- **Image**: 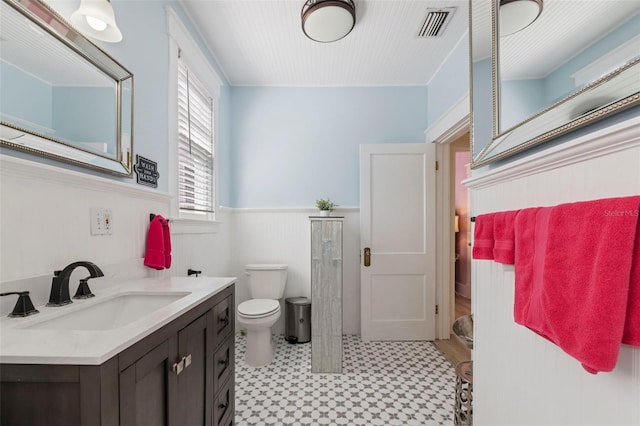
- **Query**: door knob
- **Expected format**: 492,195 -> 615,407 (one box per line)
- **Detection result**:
364,247 -> 371,267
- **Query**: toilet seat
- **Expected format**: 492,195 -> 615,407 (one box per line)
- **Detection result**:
238,299 -> 280,318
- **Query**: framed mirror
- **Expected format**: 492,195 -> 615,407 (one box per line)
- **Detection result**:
0,0 -> 134,176
472,0 -> 640,167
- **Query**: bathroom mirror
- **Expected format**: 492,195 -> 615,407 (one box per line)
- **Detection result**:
472,0 -> 640,167
0,0 -> 134,176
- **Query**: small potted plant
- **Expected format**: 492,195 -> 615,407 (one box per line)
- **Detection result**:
315,198 -> 337,216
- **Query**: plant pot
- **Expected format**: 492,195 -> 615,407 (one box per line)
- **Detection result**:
319,210 -> 330,217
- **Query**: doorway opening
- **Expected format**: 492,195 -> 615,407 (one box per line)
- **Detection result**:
433,130 -> 472,366
451,136 -> 471,319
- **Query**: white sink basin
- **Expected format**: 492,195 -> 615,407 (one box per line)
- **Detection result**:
26,292 -> 190,331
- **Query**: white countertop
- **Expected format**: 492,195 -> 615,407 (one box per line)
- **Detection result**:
0,276 -> 235,365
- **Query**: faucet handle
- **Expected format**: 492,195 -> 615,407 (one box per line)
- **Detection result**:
73,277 -> 95,300
0,291 -> 40,317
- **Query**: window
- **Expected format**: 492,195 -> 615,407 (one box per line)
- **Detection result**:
167,7 -> 222,230
177,56 -> 214,215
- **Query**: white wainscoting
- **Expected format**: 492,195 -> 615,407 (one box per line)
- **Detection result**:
466,118 -> 640,425
231,208 -> 361,335
0,155 -> 232,314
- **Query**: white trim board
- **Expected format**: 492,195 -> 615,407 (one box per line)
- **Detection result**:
425,93 -> 470,144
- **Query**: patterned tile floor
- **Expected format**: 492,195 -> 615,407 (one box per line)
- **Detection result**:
235,334 -> 457,425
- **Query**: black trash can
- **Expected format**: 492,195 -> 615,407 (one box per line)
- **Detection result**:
285,297 -> 311,343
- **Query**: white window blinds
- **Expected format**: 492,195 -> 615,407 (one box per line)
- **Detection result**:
177,58 -> 215,213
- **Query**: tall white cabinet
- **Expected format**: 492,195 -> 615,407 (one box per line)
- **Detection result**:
310,216 -> 343,373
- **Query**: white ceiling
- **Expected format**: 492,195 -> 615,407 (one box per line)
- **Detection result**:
183,0 -> 640,87
180,0 -> 469,87
30,0 -> 640,88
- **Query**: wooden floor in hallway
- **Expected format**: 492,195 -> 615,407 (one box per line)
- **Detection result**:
434,294 -> 472,367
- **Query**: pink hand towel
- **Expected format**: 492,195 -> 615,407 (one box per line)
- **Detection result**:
514,196 -> 640,374
144,215 -> 167,270
472,213 -> 496,260
493,209 -> 519,264
163,218 -> 172,269
622,207 -> 640,346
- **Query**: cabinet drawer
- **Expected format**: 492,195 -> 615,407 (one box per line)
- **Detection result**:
213,377 -> 234,426
213,296 -> 232,342
213,335 -> 234,396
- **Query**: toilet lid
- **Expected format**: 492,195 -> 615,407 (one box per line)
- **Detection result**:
238,299 -> 280,318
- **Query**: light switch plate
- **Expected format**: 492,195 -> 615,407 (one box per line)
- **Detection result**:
90,208 -> 112,235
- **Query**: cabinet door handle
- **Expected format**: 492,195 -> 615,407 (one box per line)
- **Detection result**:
218,357 -> 229,367
172,359 -> 184,375
364,247 -> 371,267
219,315 -> 229,326
172,354 -> 192,375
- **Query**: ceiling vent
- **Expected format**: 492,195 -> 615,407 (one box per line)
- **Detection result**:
418,7 -> 456,38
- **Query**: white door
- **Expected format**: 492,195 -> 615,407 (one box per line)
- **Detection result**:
360,143 -> 436,341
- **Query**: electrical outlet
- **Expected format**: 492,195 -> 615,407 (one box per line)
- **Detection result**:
91,208 -> 112,235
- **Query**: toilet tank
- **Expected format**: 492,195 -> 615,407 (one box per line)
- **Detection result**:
245,264 -> 288,299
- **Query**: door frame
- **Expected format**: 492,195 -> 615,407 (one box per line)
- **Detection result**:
424,93 -> 470,340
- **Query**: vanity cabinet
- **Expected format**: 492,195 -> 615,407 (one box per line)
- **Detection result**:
0,284 -> 235,426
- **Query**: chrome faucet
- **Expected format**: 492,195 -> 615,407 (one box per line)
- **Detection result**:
47,261 -> 104,307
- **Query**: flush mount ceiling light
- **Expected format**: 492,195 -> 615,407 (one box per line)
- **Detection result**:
71,0 -> 122,42
301,0 -> 356,43
499,0 -> 543,36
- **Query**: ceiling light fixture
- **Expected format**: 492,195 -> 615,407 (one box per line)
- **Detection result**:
499,0 -> 543,36
301,0 -> 356,43
71,0 -> 122,43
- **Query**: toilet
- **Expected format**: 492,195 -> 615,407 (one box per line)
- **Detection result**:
237,264 -> 288,366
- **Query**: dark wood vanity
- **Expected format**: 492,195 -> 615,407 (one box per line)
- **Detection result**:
0,284 -> 235,426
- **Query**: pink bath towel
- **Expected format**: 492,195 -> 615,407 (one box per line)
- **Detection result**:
514,196 -> 640,374
493,209 -> 519,264
472,213 -> 496,260
513,207 -> 545,327
144,215 -> 168,270
163,218 -> 172,269
623,208 -> 640,346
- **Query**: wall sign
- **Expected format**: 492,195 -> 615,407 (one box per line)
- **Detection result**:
134,155 -> 159,188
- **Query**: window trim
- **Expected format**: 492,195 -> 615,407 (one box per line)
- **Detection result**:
166,7 -> 222,232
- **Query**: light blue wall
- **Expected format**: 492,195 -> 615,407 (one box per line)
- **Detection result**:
427,35 -> 470,124
229,86 -> 428,208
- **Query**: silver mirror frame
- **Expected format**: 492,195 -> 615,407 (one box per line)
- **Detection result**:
471,0 -> 640,168
0,0 -> 134,177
